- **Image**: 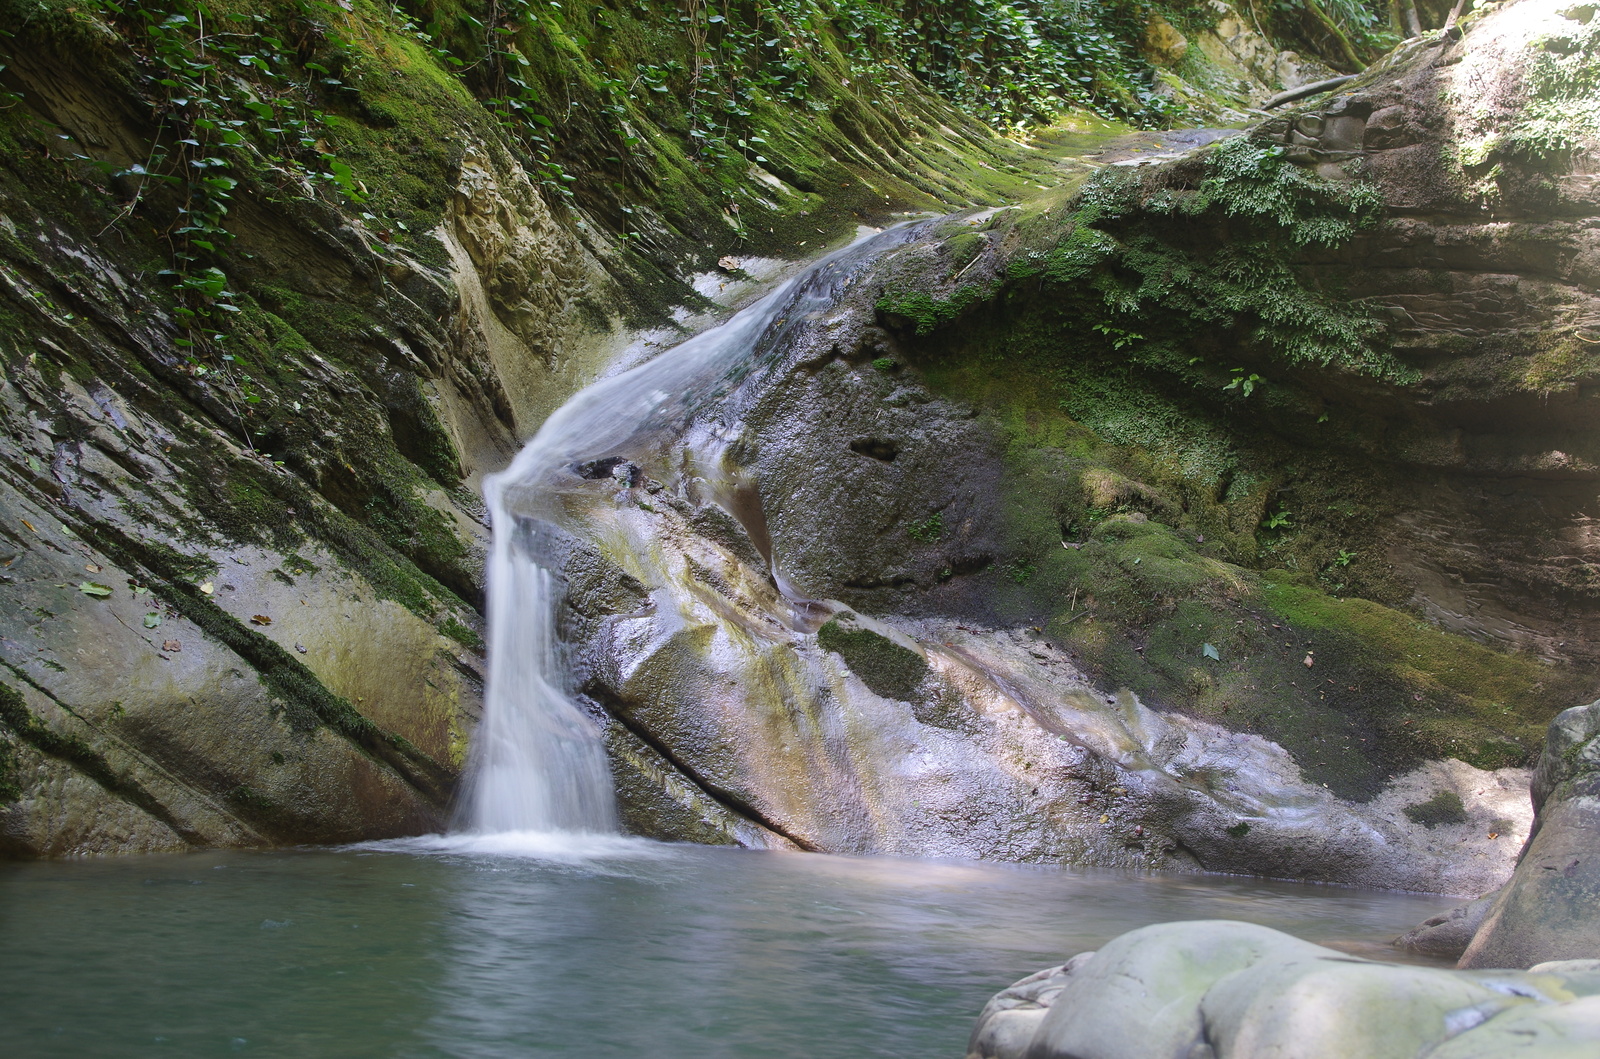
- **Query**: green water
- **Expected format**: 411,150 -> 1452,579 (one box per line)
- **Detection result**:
0,835 -> 1457,1058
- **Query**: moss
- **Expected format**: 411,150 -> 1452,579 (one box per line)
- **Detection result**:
440,615 -> 484,651
0,675 -> 203,839
1521,331 -> 1600,397
877,282 -> 994,335
1495,15 -> 1600,162
0,732 -> 19,803
818,614 -> 928,701
907,512 -> 944,543
908,328 -> 1584,796
1404,790 -> 1468,828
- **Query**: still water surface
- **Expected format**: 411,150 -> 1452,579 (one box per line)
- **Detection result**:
0,836 -> 1458,1058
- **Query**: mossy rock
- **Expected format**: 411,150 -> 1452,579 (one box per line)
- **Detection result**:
817,613 -> 928,701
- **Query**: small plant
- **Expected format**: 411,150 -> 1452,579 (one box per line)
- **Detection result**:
1093,322 -> 1143,350
1224,370 -> 1264,397
871,356 -> 895,371
1333,549 -> 1356,567
1261,505 -> 1294,531
908,512 -> 944,542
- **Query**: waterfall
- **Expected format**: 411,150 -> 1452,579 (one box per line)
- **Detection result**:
461,224 -> 920,835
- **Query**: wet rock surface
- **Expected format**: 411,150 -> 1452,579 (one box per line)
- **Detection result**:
969,921 -> 1600,1059
1459,697 -> 1600,968
519,3 -> 1600,892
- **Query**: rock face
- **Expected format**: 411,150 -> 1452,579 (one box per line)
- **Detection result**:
968,920 -> 1600,1059
1459,698 -> 1600,968
548,240 -> 1532,889
539,0 -> 1598,895
0,14 -> 633,854
0,0 -> 1073,857
3,0 -> 1596,882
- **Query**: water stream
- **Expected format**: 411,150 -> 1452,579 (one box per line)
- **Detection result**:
465,226 -> 918,835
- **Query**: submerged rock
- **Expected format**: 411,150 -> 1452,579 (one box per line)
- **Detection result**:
969,921 -> 1600,1059
1393,890 -> 1499,961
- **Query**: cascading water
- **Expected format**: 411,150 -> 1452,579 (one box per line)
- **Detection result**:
462,225 -> 919,835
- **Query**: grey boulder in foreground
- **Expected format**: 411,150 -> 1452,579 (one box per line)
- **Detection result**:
968,921 -> 1600,1059
1459,699 -> 1600,969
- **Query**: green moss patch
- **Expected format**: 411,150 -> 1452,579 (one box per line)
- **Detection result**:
1404,790 -> 1468,828
818,614 -> 928,701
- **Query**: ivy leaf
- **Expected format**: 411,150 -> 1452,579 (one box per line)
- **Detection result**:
143,613 -> 162,629
79,582 -> 113,598
1202,643 -> 1221,661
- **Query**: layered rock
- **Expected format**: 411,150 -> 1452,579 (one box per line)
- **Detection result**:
0,0 -> 1077,856
541,0 -> 1598,895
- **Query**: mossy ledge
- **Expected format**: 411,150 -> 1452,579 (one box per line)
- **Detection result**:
818,614 -> 929,702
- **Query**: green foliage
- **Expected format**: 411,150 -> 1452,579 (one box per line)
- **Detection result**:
1257,0 -> 1398,71
1188,137 -> 1385,247
831,0 -> 1171,127
1224,369 -> 1263,397
1501,15 -> 1600,161
907,511 -> 945,542
1013,138 -> 1410,381
31,1 -> 376,403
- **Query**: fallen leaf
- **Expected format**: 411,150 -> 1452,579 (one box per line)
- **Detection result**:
21,518 -> 36,533
162,640 -> 181,652
84,563 -> 101,573
1098,814 -> 1110,824
199,582 -> 214,595
1488,831 -> 1500,840
250,614 -> 272,626
716,255 -> 739,271
1202,643 -> 1221,661
143,613 -> 161,629
78,581 -> 112,598
1303,653 -> 1315,668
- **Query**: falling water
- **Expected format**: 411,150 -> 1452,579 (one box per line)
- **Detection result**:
463,224 -> 921,835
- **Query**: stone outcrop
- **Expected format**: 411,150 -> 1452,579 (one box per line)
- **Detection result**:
1459,697 -> 1600,967
550,237 -> 1532,889
542,0 -> 1598,896
4,0 -> 1597,882
968,920 -> 1600,1059
0,0 -> 1073,856
1393,889 -> 1500,959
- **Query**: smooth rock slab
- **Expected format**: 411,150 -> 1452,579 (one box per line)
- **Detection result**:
968,921 -> 1600,1059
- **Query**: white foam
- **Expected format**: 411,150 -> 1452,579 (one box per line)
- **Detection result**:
352,830 -> 673,864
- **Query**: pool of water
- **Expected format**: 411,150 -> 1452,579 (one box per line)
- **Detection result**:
0,835 -> 1459,1058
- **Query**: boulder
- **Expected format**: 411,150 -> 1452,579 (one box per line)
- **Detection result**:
1392,889 -> 1498,960
969,921 -> 1600,1059
1459,699 -> 1600,969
